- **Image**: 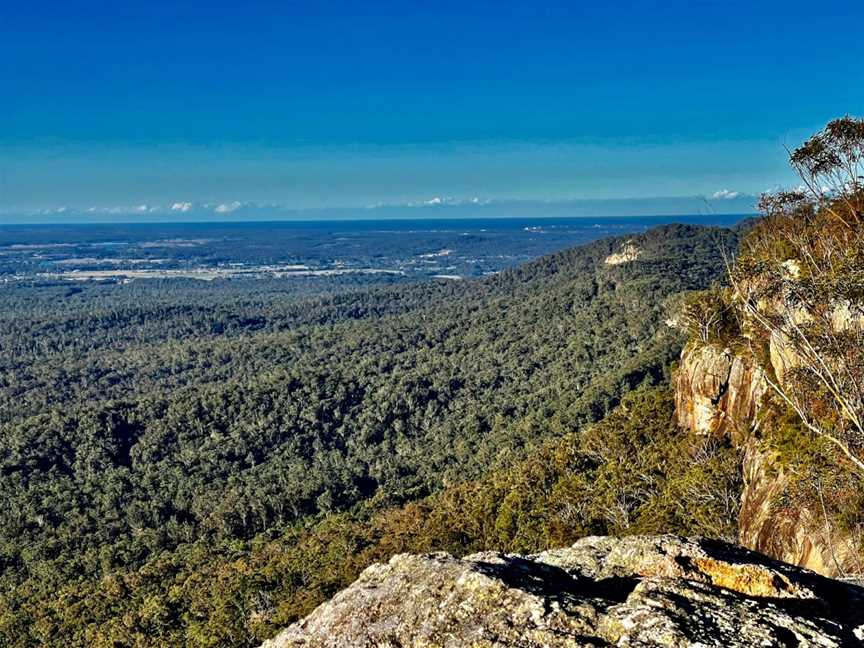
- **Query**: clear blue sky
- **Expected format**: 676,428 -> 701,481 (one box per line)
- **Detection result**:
1,0 -> 862,219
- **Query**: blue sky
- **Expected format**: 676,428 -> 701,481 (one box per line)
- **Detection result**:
1,0 -> 862,220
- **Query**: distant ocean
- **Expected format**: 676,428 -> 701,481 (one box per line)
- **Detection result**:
0,214 -> 753,280
0,213 -> 749,237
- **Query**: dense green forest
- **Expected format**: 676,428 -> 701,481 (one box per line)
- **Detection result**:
0,224 -> 739,646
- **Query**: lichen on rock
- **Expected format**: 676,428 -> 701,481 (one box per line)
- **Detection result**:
261,535 -> 864,647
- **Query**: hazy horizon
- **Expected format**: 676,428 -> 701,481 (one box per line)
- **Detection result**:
3,1 -> 861,220
0,194 -> 757,225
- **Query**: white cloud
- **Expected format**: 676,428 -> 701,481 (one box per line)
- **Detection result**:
420,196 -> 484,206
214,201 -> 243,213
366,196 -> 493,209
34,206 -> 70,215
171,201 -> 194,212
711,189 -> 741,200
75,204 -> 163,214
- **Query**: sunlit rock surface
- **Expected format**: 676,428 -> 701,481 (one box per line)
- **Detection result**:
674,344 -> 767,443
674,341 -> 863,576
604,242 -> 641,266
261,535 -> 864,647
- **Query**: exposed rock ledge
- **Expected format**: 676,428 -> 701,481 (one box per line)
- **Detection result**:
604,242 -> 640,265
261,535 -> 864,647
674,343 -> 860,576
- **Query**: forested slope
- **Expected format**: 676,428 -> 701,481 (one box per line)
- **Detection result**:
0,223 -> 736,646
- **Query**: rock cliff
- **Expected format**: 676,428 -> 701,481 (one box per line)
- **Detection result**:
674,280 -> 861,576
674,342 -> 861,576
604,241 -> 641,266
261,535 -> 864,647
673,344 -> 766,445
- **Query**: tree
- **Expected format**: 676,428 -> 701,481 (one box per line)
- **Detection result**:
789,115 -> 864,226
732,115 -> 864,473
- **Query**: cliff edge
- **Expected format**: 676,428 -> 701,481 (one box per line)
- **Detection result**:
675,342 -> 862,576
261,534 -> 864,647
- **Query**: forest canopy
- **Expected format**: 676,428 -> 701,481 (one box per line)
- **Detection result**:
0,223 -> 738,646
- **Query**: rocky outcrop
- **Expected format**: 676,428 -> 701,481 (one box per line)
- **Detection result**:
673,344 -> 766,445
262,535 -> 864,647
604,242 -> 640,266
738,439 -> 860,576
674,343 -> 860,576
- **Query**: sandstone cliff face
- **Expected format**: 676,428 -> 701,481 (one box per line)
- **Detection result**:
604,242 -> 640,266
737,437 -> 861,576
262,535 -> 864,648
674,343 -> 860,576
673,344 -> 766,445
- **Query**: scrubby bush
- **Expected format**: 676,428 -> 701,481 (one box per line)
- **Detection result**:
730,115 -> 864,475
679,288 -> 740,345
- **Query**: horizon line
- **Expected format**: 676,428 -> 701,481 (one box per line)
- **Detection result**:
0,212 -> 757,227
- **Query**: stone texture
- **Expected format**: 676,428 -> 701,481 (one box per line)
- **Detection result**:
738,439 -> 861,577
830,299 -> 864,333
674,342 -> 859,577
261,535 -> 864,648
768,328 -> 800,385
673,344 -> 766,444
